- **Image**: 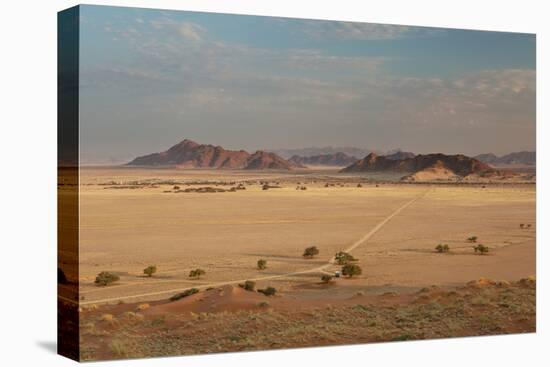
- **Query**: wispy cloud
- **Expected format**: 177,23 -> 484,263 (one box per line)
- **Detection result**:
297,20 -> 443,41
79,9 -> 535,158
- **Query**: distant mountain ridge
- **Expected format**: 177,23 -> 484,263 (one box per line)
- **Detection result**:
474,151 -> 535,166
127,139 -> 302,170
384,151 -> 416,160
270,146 -> 376,160
288,152 -> 358,167
341,152 -> 514,181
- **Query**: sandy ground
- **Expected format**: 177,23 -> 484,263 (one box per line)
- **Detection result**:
77,278 -> 536,361
76,167 -> 535,304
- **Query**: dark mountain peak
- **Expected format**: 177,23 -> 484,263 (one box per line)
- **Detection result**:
128,139 -> 296,170
340,152 -> 509,181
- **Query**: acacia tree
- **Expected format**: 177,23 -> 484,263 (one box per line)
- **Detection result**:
239,280 -> 256,291
303,246 -> 320,258
435,244 -> 450,253
342,264 -> 362,278
143,265 -> 157,277
257,259 -> 267,270
321,275 -> 333,283
189,269 -> 206,279
95,271 -> 120,286
473,244 -> 489,255
258,286 -> 277,296
334,251 -> 357,265
467,236 -> 478,243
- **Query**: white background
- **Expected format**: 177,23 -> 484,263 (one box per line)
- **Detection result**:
0,0 -> 547,366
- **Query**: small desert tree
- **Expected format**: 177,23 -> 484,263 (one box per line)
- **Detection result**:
258,286 -> 277,296
257,259 -> 267,270
303,246 -> 320,258
473,244 -> 489,255
467,236 -> 478,243
334,251 -> 357,265
189,268 -> 206,279
143,265 -> 157,277
95,271 -> 120,286
170,288 -> 199,301
321,275 -> 333,283
342,264 -> 362,278
238,280 -> 256,291
520,224 -> 525,229
435,244 -> 450,253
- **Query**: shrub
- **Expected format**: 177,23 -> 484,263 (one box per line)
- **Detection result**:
357,183 -> 362,187
170,288 -> 199,301
467,236 -> 478,243
334,251 -> 357,265
173,185 -> 180,190
435,244 -> 450,253
94,271 -> 120,286
189,269 -> 206,279
342,264 -> 362,278
473,244 -> 489,255
258,286 -> 277,296
143,265 -> 157,277
100,314 -> 114,322
238,280 -> 256,291
136,303 -> 150,311
527,224 -> 532,229
520,223 -> 525,229
257,259 -> 267,270
258,301 -> 270,308
303,246 -> 320,258
321,275 -> 333,283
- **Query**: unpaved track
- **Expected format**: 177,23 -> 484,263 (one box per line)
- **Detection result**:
73,190 -> 429,306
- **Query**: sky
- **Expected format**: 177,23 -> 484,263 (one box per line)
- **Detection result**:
78,5 -> 536,163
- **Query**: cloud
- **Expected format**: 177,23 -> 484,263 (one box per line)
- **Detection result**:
80,13 -> 534,157
297,20 -> 443,41
177,22 -> 204,42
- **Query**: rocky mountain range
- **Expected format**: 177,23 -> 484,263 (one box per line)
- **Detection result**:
340,152 -> 515,181
288,152 -> 358,167
127,139 -> 302,170
474,151 -> 535,166
270,146 -> 375,160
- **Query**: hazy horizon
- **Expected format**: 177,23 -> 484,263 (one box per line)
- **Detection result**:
79,5 -> 536,163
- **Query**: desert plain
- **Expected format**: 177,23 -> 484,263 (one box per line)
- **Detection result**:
61,166 -> 536,360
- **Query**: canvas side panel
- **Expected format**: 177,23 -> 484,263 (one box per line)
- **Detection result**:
57,5 -> 80,362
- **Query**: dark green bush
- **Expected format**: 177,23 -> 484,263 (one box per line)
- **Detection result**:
238,280 -> 256,291
334,251 -> 357,265
435,244 -> 450,253
303,246 -> 319,258
189,269 -> 206,279
143,265 -> 157,277
170,288 -> 199,301
341,264 -> 362,278
258,286 -> 277,296
257,259 -> 267,270
94,271 -> 120,286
